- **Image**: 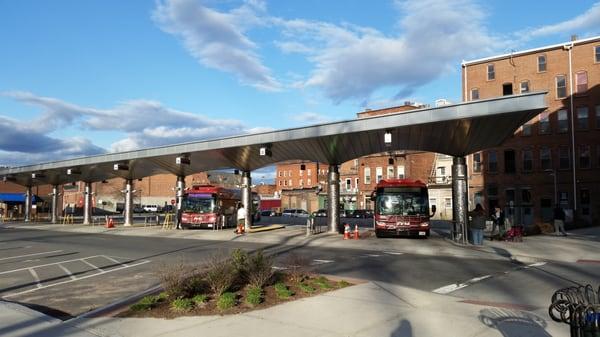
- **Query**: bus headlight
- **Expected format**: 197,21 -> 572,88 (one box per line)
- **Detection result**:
420,222 -> 429,227
376,221 -> 386,227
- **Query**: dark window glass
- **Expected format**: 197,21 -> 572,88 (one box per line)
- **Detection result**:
559,147 -> 570,169
539,112 -> 550,134
538,55 -> 546,72
520,81 -> 530,93
579,145 -> 590,169
488,151 -> 497,172
557,109 -> 569,133
556,75 -> 567,98
522,123 -> 532,136
503,83 -> 513,96
487,64 -> 495,80
473,153 -> 482,172
521,189 -> 532,204
487,185 -> 498,197
577,107 -> 588,130
504,149 -> 516,173
522,149 -> 533,172
471,88 -> 479,100
540,147 -> 552,170
576,71 -> 588,94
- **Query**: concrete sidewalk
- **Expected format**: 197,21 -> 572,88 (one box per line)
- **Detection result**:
1,281 -> 567,337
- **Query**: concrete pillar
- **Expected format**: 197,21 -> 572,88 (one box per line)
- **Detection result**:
51,185 -> 59,224
176,176 -> 185,211
24,186 -> 32,222
83,182 -> 92,225
124,179 -> 133,227
241,170 -> 252,232
452,156 -> 468,244
327,164 -> 340,233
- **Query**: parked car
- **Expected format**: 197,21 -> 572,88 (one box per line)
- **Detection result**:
282,209 -> 295,217
312,209 -> 327,217
260,210 -> 276,217
351,209 -> 373,218
282,209 -> 309,217
143,205 -> 159,213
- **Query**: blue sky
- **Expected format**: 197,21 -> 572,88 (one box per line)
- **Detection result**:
1,0 -> 599,181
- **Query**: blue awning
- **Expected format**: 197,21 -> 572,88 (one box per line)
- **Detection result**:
0,193 -> 44,203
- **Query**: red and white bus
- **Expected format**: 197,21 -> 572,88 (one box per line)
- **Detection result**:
180,185 -> 260,229
372,179 -> 436,238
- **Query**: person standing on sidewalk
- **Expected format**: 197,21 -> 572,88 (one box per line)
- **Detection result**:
236,203 -> 246,235
468,203 -> 486,245
553,204 -> 567,236
490,205 -> 505,238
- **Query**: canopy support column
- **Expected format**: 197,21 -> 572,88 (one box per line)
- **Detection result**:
51,185 -> 59,224
452,156 -> 468,244
241,171 -> 252,232
24,186 -> 32,222
327,165 -> 340,233
124,179 -> 133,227
176,176 -> 185,229
83,182 -> 92,225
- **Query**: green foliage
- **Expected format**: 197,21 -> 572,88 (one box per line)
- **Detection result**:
298,282 -> 316,293
157,263 -> 205,299
129,294 -> 163,312
246,250 -> 274,288
170,298 -> 194,312
313,276 -> 333,290
274,282 -> 294,299
192,294 -> 208,305
231,249 -> 249,273
245,286 -> 263,306
337,280 -> 351,288
217,292 -> 236,310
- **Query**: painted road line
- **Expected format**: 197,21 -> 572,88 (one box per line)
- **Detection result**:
271,266 -> 287,270
81,259 -> 105,272
363,254 -> 382,258
0,255 -> 105,275
433,274 -> 492,294
58,263 -> 77,281
527,262 -> 547,268
28,268 -> 43,288
383,251 -> 405,255
103,255 -> 129,267
312,259 -> 334,265
4,260 -> 151,298
0,250 -> 63,261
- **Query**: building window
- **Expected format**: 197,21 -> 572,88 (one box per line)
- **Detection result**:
487,64 -> 495,80
471,88 -> 479,100
504,149 -> 516,174
505,189 -> 515,205
538,55 -> 546,72
284,180 -> 287,186
355,178 -> 359,189
364,167 -> 371,184
581,189 -> 590,216
502,83 -> 513,96
559,146 -> 570,170
540,147 -> 552,170
437,166 -> 446,176
577,106 -> 589,130
307,178 -> 311,185
278,171 -> 282,177
376,167 -> 383,183
487,185 -> 498,198
299,170 -> 303,177
556,75 -> 567,99
522,149 -> 533,172
596,45 -> 600,63
396,165 -> 405,179
288,179 -> 292,186
307,169 -> 311,176
283,171 -> 287,177
521,121 -> 532,136
539,112 -> 550,134
520,80 -> 530,93
299,179 -> 303,186
576,71 -> 588,94
521,188 -> 532,204
557,109 -> 569,133
345,178 -> 351,191
488,151 -> 498,173
473,152 -> 482,172
278,180 -> 282,186
596,105 -> 600,129
430,198 -> 437,208
580,145 -> 591,169
444,198 -> 452,208
387,166 -> 394,179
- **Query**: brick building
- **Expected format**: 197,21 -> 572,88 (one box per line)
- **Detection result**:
462,35 -> 600,226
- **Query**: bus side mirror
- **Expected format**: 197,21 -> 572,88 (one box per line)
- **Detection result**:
431,205 -> 436,214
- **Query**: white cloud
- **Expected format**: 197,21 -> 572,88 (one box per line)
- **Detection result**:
289,112 -> 333,125
523,2 -> 600,39
1,91 -> 269,164
152,0 -> 280,91
273,0 -> 500,103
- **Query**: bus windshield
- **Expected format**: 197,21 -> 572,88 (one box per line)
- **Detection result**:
182,196 -> 215,213
376,187 -> 428,216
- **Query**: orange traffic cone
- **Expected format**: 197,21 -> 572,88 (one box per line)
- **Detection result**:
106,217 -> 114,229
354,224 -> 359,240
343,223 -> 350,240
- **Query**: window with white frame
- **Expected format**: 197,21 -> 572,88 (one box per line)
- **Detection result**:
283,171 -> 287,177
397,165 -> 405,179
376,167 -> 383,183
307,169 -> 311,176
520,80 -> 530,93
577,106 -> 589,130
539,112 -> 550,134
487,64 -> 495,80
596,45 -> 600,63
557,109 -> 568,133
299,170 -> 303,177
355,178 -> 359,190
345,178 -> 351,191
538,55 -> 546,72
288,179 -> 292,186
364,167 -> 371,184
471,88 -> 479,100
387,166 -> 394,179
473,152 -> 482,172
307,178 -> 311,185
299,179 -> 303,186
576,71 -> 588,94
556,75 -> 567,98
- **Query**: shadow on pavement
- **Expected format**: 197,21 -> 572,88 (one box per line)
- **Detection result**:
391,319 -> 413,337
479,308 -> 552,337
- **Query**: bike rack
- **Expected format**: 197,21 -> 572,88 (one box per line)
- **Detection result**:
549,284 -> 600,336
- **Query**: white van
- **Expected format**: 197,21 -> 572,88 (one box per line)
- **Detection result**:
143,205 -> 159,213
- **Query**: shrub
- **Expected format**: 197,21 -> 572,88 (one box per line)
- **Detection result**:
245,286 -> 262,306
157,262 -> 205,299
337,280 -> 351,288
274,282 -> 293,299
217,292 -> 236,310
298,282 -> 316,293
170,298 -> 194,312
192,294 -> 208,306
283,253 -> 311,282
205,253 -> 236,296
130,294 -> 163,311
313,276 -> 333,290
246,250 -> 274,288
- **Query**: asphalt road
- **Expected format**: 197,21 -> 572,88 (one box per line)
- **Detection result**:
1,225 -> 598,320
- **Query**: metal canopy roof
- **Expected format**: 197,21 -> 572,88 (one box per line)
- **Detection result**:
0,92 -> 547,187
